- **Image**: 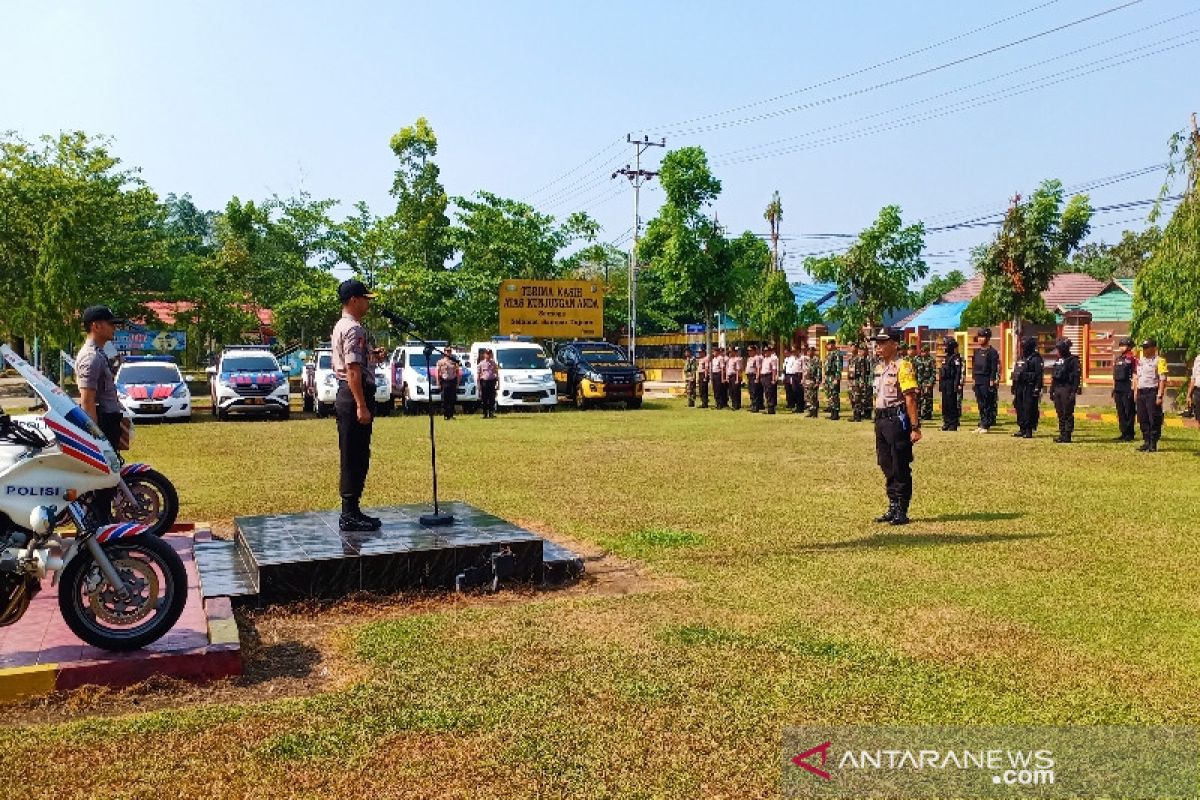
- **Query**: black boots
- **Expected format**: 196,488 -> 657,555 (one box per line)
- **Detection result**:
340,495 -> 381,531
1140,436 -> 1160,452
874,503 -> 897,523
890,503 -> 910,526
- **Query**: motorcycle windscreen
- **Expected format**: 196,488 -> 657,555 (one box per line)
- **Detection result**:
0,344 -> 115,458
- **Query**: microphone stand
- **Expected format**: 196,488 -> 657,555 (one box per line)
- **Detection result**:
379,310 -> 454,527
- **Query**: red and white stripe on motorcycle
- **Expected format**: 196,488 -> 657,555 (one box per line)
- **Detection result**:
95,522 -> 152,542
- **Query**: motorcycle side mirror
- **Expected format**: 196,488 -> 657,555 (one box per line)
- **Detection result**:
29,505 -> 55,535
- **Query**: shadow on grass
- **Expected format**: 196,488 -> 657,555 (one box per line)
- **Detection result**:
800,530 -> 1048,552
925,511 -> 1025,522
240,639 -> 323,684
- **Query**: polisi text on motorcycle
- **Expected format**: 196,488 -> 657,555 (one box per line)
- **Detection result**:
5,486 -> 62,497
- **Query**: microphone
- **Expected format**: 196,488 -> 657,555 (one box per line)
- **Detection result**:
379,308 -> 413,330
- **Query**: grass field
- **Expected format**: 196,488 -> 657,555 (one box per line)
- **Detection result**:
2,400 -> 1199,799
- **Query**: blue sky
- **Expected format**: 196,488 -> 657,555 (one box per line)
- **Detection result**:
2,0 -> 1194,283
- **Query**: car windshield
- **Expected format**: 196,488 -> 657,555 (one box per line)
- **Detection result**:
317,353 -> 332,369
496,348 -> 547,370
579,347 -> 629,365
118,364 -> 180,384
224,355 -> 279,372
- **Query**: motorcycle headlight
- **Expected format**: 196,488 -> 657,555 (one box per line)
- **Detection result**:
29,505 -> 54,535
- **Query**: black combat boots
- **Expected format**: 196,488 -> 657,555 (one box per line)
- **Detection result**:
874,503 -> 897,523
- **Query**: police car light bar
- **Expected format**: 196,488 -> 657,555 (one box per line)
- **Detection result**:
122,354 -> 178,363
221,345 -> 275,351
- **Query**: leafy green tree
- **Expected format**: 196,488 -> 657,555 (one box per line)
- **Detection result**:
389,118 -> 452,272
743,268 -> 799,345
637,147 -> 737,348
805,205 -> 927,339
1134,117 -> 1200,354
963,180 -> 1091,334
329,202 -> 397,289
912,269 -> 967,308
1069,227 -> 1162,281
0,131 -> 165,351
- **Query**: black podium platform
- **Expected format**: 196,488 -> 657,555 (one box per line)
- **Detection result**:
195,502 -> 584,605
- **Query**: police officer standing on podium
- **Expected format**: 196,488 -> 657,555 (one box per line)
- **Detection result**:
332,279 -> 382,532
872,328 -> 921,526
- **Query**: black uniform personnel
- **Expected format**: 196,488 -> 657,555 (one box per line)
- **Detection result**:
871,328 -> 921,526
332,279 -> 381,532
1049,338 -> 1082,443
1111,337 -> 1137,441
971,329 -> 1000,431
938,336 -> 965,431
1010,335 -> 1044,438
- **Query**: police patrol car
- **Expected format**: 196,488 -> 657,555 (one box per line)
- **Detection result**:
552,341 -> 644,409
115,355 -> 192,422
305,346 -> 392,417
386,342 -> 477,415
206,345 -> 290,420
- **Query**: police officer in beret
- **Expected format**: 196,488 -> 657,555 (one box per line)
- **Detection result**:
76,305 -> 125,522
331,279 -> 383,531
871,328 -> 921,526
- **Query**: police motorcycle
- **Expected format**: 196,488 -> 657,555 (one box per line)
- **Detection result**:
0,345 -> 187,651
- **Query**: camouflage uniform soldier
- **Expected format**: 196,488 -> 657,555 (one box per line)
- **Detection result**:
683,349 -> 698,407
854,343 -> 874,422
803,345 -> 822,417
914,344 -> 937,421
823,344 -> 843,420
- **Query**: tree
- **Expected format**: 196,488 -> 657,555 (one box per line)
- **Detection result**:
963,180 -> 1091,334
764,190 -> 783,271
805,205 -> 927,339
743,269 -> 799,345
329,202 -> 397,290
1134,115 -> 1200,355
389,118 -> 452,272
447,191 -> 598,340
0,131 -> 165,351
638,147 -> 734,348
1069,227 -> 1162,281
912,269 -> 967,308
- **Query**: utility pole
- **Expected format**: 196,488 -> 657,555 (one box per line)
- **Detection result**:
612,133 -> 665,363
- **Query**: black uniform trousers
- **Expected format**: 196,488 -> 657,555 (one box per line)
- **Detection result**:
784,374 -> 800,409
1113,387 -> 1135,438
1051,385 -> 1076,439
974,383 -> 997,428
1014,386 -> 1039,433
728,379 -> 742,410
940,387 -> 962,429
93,411 -> 125,523
335,382 -> 374,506
874,410 -> 913,508
698,375 -> 709,407
713,377 -> 727,409
747,376 -> 760,411
761,377 -> 778,413
440,378 -> 459,419
1135,388 -> 1163,442
479,379 -> 498,416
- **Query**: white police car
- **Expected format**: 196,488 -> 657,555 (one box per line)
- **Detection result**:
206,346 -> 290,421
386,342 -> 477,415
308,347 -> 392,418
115,355 -> 191,422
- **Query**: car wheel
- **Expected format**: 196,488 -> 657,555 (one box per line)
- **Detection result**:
627,398 -> 643,410
316,402 -> 331,418
216,407 -> 229,421
278,407 -> 291,421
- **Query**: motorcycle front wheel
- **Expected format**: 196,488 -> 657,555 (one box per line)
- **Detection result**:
113,469 -> 180,537
58,534 -> 188,651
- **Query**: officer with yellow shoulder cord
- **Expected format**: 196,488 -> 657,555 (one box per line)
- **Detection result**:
332,279 -> 382,532
1134,338 -> 1168,452
871,328 -> 921,526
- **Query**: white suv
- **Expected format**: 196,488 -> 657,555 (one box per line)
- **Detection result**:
207,346 -> 290,420
470,338 -> 556,411
386,343 -> 477,415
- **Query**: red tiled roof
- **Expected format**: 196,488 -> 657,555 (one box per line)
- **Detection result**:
144,301 -> 273,327
936,273 -> 1104,310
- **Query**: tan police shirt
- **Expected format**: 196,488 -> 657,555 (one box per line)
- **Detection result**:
331,311 -> 374,386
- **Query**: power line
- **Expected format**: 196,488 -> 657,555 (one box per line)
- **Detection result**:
710,12 -> 1199,163
521,138 -> 624,201
644,1 -> 1063,132
653,0 -> 1145,137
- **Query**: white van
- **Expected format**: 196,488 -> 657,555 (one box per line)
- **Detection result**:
470,337 -> 557,411
386,342 -> 477,415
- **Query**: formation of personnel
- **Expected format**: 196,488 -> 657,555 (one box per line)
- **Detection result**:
682,330 -> 1179,454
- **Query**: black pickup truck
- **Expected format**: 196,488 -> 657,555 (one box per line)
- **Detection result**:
552,341 -> 645,409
